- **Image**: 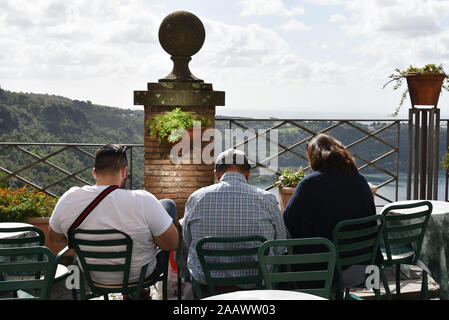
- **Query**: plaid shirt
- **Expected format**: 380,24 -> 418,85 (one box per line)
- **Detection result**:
183,172 -> 287,284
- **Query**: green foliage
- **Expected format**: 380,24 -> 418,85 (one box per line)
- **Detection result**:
442,149 -> 449,171
146,107 -> 212,143
274,167 -> 306,188
0,88 -> 145,195
383,64 -> 449,117
0,186 -> 58,222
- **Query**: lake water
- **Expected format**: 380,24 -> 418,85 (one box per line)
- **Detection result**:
256,171 -> 448,206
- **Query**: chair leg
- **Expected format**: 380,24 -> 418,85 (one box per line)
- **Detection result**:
380,266 -> 392,300
395,264 -> 401,299
344,288 -> 351,300
79,273 -> 86,300
373,288 -> 381,300
420,271 -> 430,300
72,288 -> 78,300
177,269 -> 182,300
163,275 -> 168,300
191,277 -> 203,300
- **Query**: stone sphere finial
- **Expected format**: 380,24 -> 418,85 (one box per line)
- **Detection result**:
158,11 -> 205,82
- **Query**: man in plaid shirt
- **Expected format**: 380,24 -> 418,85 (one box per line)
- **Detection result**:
183,149 -> 287,296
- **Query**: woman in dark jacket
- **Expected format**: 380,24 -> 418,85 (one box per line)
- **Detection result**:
283,133 -> 377,289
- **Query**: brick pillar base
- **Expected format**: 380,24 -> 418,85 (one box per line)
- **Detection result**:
143,104 -> 216,217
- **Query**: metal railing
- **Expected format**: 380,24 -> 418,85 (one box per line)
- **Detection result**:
0,143 -> 143,197
1,116 -> 440,206
215,118 -> 404,206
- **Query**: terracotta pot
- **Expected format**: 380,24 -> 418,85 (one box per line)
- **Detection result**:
163,126 -> 207,147
26,217 -> 73,256
406,73 -> 446,107
278,186 -> 296,212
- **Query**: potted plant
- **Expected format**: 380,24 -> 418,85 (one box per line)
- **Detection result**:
383,64 -> 449,116
0,186 -> 70,255
441,148 -> 449,171
146,107 -> 213,145
273,167 -> 306,212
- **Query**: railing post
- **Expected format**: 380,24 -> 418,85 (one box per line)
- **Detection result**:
129,146 -> 133,190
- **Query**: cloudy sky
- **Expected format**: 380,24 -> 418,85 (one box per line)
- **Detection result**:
1,0 -> 449,118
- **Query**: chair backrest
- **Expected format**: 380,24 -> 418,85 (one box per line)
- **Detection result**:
0,226 -> 45,247
332,215 -> 384,291
69,229 -> 133,295
381,201 -> 432,264
196,235 -> 267,296
0,246 -> 56,300
257,238 -> 336,299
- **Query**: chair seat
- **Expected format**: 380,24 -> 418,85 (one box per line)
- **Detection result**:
93,281 -> 140,289
381,244 -> 415,262
382,250 -> 415,261
92,270 -> 160,289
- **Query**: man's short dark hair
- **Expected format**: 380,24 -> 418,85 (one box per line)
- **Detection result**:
94,144 -> 128,175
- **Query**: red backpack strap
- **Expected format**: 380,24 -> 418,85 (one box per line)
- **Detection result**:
67,185 -> 119,248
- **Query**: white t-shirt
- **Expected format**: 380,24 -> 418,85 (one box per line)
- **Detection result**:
49,185 -> 173,285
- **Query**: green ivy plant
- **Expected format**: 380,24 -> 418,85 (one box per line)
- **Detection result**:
274,167 -> 306,189
145,108 -> 212,143
383,64 -> 449,117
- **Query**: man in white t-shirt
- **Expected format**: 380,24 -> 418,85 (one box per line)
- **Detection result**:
49,144 -> 179,285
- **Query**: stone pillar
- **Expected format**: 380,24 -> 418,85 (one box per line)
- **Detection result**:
134,11 -> 225,218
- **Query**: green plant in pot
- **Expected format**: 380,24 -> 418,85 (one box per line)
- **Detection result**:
441,149 -> 449,171
146,107 -> 212,144
0,186 -> 69,255
274,167 -> 306,211
383,64 -> 449,117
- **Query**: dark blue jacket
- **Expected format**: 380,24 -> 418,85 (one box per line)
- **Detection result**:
283,169 -> 376,241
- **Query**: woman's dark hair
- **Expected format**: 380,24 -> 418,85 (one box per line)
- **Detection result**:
306,134 -> 357,175
94,144 -> 128,175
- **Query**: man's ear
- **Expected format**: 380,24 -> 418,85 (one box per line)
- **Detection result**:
215,170 -> 222,181
121,166 -> 128,179
244,169 -> 251,182
93,168 -> 97,180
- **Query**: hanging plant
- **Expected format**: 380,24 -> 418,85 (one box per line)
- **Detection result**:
383,64 -> 449,116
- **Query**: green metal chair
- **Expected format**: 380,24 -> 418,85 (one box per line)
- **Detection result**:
0,226 -> 69,283
257,238 -> 336,299
0,226 -> 45,247
332,215 -> 387,300
70,229 -> 169,300
0,246 -> 56,300
194,235 -> 267,299
381,201 -> 432,300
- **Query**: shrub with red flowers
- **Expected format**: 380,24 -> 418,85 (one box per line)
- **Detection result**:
0,186 -> 57,222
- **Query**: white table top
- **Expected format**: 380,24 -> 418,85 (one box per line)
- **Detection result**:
203,289 -> 327,300
381,200 -> 449,215
0,222 -> 34,239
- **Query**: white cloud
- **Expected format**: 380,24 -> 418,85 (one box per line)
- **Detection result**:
342,0 -> 449,38
305,0 -> 343,5
328,14 -> 346,23
311,40 -> 329,50
238,0 -> 305,17
279,19 -> 311,31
